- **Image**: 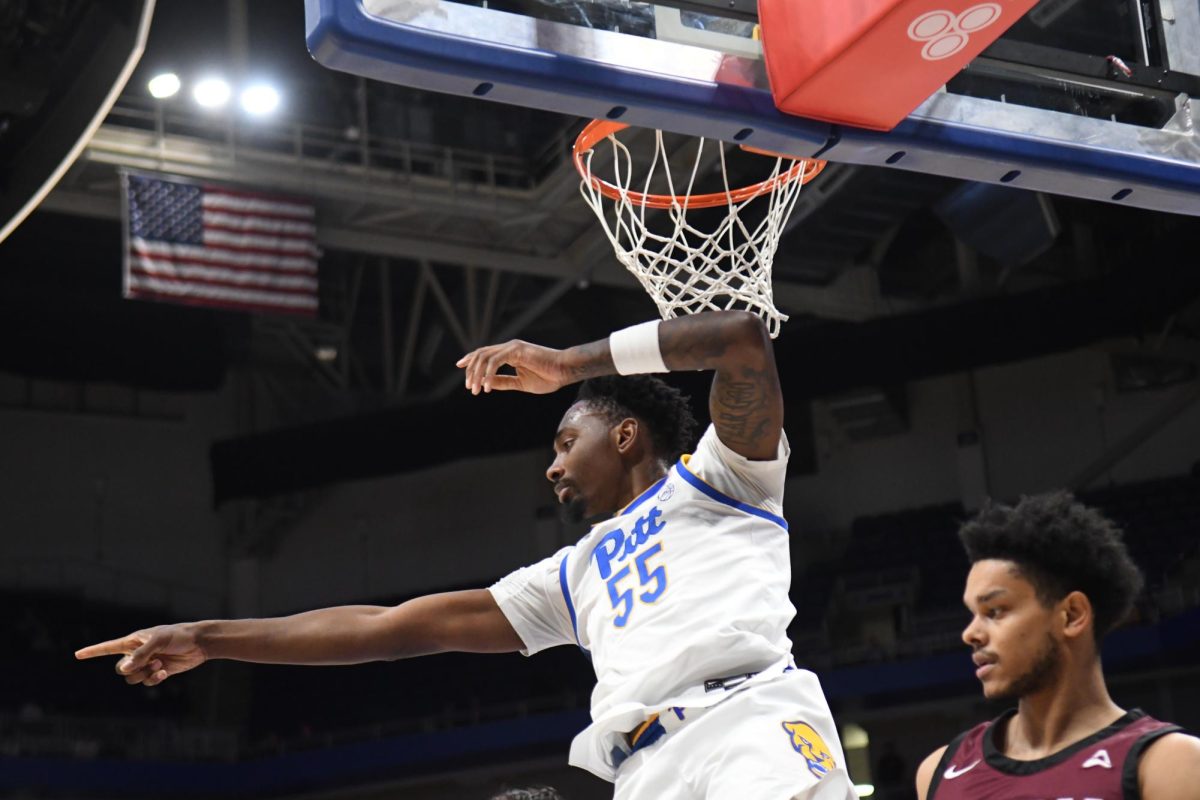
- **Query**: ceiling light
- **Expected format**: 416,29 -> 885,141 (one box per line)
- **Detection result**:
240,84 -> 281,116
193,78 -> 231,109
147,72 -> 181,99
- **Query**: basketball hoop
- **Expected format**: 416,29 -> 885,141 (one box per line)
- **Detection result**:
573,120 -> 826,338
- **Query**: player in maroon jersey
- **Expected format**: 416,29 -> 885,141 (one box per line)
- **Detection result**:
915,491 -> 1200,800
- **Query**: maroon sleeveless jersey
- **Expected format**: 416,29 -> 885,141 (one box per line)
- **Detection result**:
929,708 -> 1182,800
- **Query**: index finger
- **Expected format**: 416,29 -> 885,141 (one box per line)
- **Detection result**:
455,345 -> 492,369
74,635 -> 140,661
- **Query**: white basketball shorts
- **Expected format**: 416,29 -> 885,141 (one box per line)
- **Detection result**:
613,669 -> 856,800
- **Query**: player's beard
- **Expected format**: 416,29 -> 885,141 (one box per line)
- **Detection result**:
560,494 -> 589,524
996,632 -> 1062,700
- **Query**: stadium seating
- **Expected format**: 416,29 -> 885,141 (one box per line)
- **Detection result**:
7,472 -> 1197,759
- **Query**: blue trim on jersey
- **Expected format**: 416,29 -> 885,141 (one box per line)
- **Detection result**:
675,459 -> 789,531
617,475 -> 668,519
631,716 -> 667,751
558,552 -> 588,654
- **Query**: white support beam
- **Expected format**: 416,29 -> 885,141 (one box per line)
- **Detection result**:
425,274 -> 580,401
396,270 -> 429,400
380,261 -> 395,393
419,260 -> 473,352
479,269 -> 502,343
465,265 -> 479,343
341,261 -> 366,388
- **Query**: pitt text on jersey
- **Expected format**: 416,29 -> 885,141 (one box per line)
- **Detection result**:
592,506 -> 668,627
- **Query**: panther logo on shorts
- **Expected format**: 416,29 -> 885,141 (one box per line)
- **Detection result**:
782,721 -> 837,778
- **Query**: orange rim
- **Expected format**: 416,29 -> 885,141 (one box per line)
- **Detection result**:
573,119 -> 826,210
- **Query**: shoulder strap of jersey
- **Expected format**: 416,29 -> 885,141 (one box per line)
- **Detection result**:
927,728 -> 972,799
1120,723 -> 1185,800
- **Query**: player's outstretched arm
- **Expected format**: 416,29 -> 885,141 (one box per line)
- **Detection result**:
74,589 -> 522,687
457,310 -> 782,460
914,745 -> 948,800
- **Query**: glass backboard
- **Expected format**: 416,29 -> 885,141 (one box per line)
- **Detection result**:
306,0 -> 1200,215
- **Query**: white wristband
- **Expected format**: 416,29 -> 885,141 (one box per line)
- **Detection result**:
609,320 -> 668,375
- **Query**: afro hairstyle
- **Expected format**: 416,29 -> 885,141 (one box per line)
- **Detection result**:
575,375 -> 698,463
958,490 -> 1145,641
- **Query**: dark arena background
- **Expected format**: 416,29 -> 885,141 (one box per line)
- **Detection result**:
2,1 -> 1199,798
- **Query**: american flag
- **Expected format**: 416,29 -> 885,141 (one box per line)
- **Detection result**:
122,172 -> 319,316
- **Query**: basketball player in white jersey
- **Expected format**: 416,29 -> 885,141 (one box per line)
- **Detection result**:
76,310 -> 855,800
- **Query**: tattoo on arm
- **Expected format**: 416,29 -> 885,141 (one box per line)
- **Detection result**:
659,312 -> 783,459
710,363 -> 782,459
571,313 -> 742,381
659,322 -> 730,368
565,312 -> 783,459
564,339 -> 617,381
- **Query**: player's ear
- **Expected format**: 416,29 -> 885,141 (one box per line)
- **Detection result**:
614,417 -> 639,454
1060,590 -> 1092,641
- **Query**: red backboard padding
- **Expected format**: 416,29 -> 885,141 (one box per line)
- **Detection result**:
759,0 -> 1039,131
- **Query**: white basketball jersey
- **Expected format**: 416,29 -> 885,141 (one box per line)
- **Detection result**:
490,424 -> 797,782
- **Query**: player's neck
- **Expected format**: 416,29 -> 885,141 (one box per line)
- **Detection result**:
1007,661 -> 1124,758
616,460 -> 670,513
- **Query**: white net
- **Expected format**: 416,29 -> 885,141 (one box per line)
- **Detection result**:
577,128 -> 815,339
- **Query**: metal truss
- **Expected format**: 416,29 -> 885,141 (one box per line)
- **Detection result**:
38,92 -> 934,419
